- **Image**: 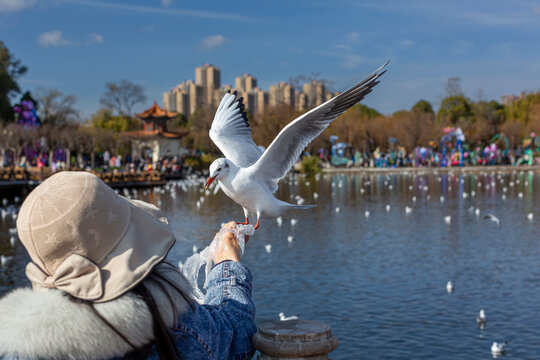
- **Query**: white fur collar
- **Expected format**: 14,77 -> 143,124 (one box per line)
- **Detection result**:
0,281 -> 190,359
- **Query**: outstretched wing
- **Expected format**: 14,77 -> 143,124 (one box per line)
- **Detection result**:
209,92 -> 263,168
250,61 -> 388,183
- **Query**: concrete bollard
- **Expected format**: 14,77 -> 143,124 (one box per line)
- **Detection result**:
252,320 -> 339,359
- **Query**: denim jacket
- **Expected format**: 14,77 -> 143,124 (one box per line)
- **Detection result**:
146,260 -> 257,360
0,261 -> 256,360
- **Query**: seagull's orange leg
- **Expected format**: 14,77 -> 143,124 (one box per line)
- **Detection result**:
237,217 -> 249,225
254,217 -> 260,230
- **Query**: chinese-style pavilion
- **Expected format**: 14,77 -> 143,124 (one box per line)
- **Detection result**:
126,101 -> 188,163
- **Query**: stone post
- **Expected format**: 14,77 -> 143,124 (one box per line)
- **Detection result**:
252,320 -> 338,359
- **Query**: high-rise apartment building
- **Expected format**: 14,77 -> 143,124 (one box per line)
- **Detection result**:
269,82 -> 295,109
235,74 -> 257,93
255,88 -> 269,117
303,80 -> 329,109
195,63 -> 221,107
162,64 -> 336,120
163,91 -> 176,112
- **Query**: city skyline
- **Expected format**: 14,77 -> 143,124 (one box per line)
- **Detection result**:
1,0 -> 540,119
162,63 -> 336,118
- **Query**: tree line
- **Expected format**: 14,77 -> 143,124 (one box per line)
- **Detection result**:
1,40 -> 539,166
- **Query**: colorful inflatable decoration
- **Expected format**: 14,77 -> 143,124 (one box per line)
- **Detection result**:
13,92 -> 40,127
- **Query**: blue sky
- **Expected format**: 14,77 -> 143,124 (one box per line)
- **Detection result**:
1,0 -> 540,119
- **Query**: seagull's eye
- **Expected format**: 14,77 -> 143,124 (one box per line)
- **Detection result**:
217,167 -> 222,171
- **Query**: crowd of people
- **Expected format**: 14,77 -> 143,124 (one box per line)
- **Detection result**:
320,130 -> 539,169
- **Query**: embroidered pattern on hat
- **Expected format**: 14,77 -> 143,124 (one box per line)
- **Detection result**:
87,229 -> 101,246
107,208 -> 117,223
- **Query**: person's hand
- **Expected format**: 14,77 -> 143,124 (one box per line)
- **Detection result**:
213,221 -> 242,263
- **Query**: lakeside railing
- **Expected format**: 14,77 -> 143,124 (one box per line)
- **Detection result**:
0,167 -> 171,190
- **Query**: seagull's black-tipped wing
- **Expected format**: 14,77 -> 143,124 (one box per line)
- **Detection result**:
209,92 -> 263,167
250,61 -> 388,185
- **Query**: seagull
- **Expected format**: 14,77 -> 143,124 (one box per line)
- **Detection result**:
491,342 -> 506,355
204,62 -> 388,229
265,244 -> 272,253
279,312 -> 298,321
444,216 -> 451,225
364,210 -> 370,218
527,213 -> 534,221
287,235 -> 294,243
446,281 -> 454,293
386,204 -> 391,212
405,206 -> 412,214
276,216 -> 283,227
477,309 -> 486,324
291,219 -> 297,227
484,213 -> 501,228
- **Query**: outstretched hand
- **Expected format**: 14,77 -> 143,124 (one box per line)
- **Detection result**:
213,221 -> 243,264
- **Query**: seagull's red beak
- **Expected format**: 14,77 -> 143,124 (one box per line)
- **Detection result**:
205,175 -> 217,189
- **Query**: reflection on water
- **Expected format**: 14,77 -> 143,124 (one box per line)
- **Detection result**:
1,170 -> 539,359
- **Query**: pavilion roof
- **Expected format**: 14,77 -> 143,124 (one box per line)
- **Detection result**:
124,129 -> 188,139
135,101 -> 178,119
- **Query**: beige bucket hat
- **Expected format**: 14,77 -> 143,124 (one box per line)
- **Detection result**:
16,171 -> 175,302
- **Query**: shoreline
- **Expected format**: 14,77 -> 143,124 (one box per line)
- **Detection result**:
321,164 -> 540,175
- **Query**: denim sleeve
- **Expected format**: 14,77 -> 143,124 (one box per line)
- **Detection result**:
161,261 -> 257,360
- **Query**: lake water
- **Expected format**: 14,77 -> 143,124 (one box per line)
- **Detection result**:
1,169 -> 539,359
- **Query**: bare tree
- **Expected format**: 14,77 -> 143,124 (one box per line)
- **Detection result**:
445,77 -> 463,97
100,80 -> 147,116
36,88 -> 79,125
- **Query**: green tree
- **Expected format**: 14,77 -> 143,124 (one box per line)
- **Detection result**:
183,105 -> 216,151
503,91 -> 540,123
437,95 -> 473,124
0,41 -> 28,122
89,108 -> 140,132
356,104 -> 380,118
412,99 -> 434,114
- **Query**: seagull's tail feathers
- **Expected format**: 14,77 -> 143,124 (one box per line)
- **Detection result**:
284,204 -> 317,211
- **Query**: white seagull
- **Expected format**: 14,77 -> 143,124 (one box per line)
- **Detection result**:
279,312 -> 299,321
477,309 -> 486,324
484,213 -> 501,228
446,281 -> 454,293
491,342 -> 506,356
204,62 -> 388,229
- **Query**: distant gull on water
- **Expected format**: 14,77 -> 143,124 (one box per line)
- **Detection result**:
446,281 -> 454,293
484,213 -> 501,228
279,312 -> 299,321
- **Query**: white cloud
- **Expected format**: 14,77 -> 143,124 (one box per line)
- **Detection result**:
59,0 -> 258,23
89,32 -> 104,44
346,31 -> 360,42
201,34 -> 228,50
341,54 -> 364,69
399,39 -> 414,48
161,0 -> 172,6
38,30 -> 72,48
335,44 -> 352,52
0,0 -> 36,12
